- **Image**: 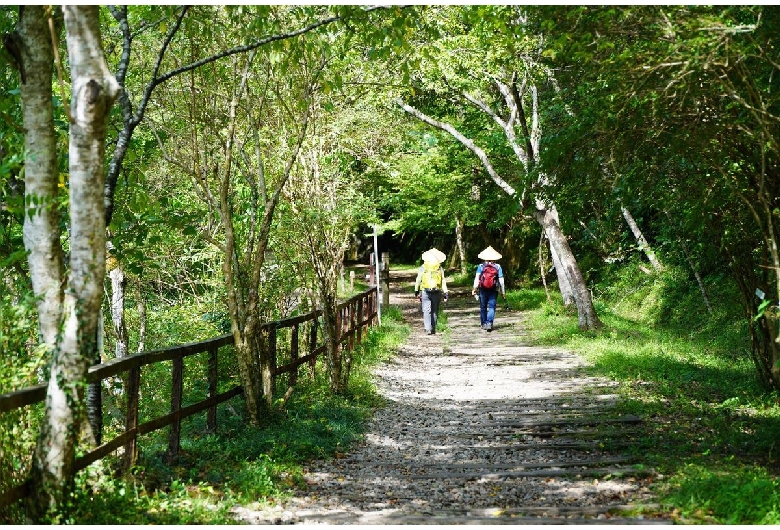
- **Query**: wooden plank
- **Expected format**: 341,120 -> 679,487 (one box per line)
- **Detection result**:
335,456 -> 634,470
438,428 -> 644,439
401,416 -> 642,432
137,386 -> 242,436
289,324 -> 299,386
404,465 -> 656,480
325,500 -> 665,517
409,441 -> 639,451
87,334 -> 233,381
0,384 -> 46,413
76,429 -> 137,471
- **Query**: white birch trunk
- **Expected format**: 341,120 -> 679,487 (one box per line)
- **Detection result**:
542,203 -> 575,306
109,263 -> 130,358
28,6 -> 119,520
17,6 -> 64,351
536,206 -> 602,330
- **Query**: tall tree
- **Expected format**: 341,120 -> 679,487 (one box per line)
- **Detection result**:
395,6 -> 602,329
7,5 -> 120,521
283,125 -> 376,395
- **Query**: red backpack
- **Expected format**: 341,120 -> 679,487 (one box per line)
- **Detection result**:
479,263 -> 499,290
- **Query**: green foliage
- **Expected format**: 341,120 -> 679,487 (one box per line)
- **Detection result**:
664,464 -> 780,524
0,287 -> 46,523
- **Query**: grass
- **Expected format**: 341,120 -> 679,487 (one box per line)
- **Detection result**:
512,262 -> 780,525
60,305 -> 410,524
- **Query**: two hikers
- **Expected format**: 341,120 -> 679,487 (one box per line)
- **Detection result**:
414,248 -> 448,335
414,245 -> 506,334
471,246 -> 507,332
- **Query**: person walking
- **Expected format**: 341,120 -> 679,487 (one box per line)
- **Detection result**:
414,248 -> 448,335
471,246 -> 506,331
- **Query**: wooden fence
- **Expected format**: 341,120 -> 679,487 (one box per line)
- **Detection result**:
0,287 -> 378,511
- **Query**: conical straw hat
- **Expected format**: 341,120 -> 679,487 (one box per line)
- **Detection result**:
478,246 -> 502,261
421,247 -> 446,264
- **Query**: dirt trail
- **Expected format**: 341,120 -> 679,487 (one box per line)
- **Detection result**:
234,270 -> 672,524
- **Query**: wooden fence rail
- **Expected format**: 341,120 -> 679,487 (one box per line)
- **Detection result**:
0,287 -> 378,511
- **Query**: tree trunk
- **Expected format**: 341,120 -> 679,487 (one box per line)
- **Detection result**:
27,6 -> 119,521
233,335 -> 264,425
258,328 -> 275,409
109,261 -> 130,358
539,232 -> 552,303
543,206 -> 576,306
321,292 -> 346,394
14,6 -> 64,351
621,206 -> 664,272
86,317 -> 103,447
536,205 -> 602,330
455,216 -> 467,274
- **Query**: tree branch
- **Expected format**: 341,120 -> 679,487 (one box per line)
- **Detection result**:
395,98 -> 518,198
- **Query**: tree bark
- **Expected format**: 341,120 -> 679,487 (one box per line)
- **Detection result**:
26,6 -> 119,521
14,6 -> 64,351
109,259 -> 130,358
543,206 -> 575,306
454,216 -> 467,274
539,232 -> 552,303
536,206 -> 602,330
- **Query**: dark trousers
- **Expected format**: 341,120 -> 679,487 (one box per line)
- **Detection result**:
478,288 -> 498,327
421,289 -> 442,333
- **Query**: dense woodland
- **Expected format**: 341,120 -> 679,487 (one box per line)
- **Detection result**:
2,5 -> 780,523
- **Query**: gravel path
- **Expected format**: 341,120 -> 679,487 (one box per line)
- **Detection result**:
234,272 -> 672,524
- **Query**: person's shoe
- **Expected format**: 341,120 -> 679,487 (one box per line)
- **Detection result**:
426,330 -> 433,335
486,323 -> 493,332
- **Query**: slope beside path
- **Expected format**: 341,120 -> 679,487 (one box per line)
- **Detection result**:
234,270 -> 672,524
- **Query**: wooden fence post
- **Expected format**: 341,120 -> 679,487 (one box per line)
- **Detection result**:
123,366 -> 140,470
309,319 -> 318,375
356,296 -> 364,346
0,289 -> 382,512
290,324 -> 299,387
207,346 -> 218,433
167,357 -> 183,462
